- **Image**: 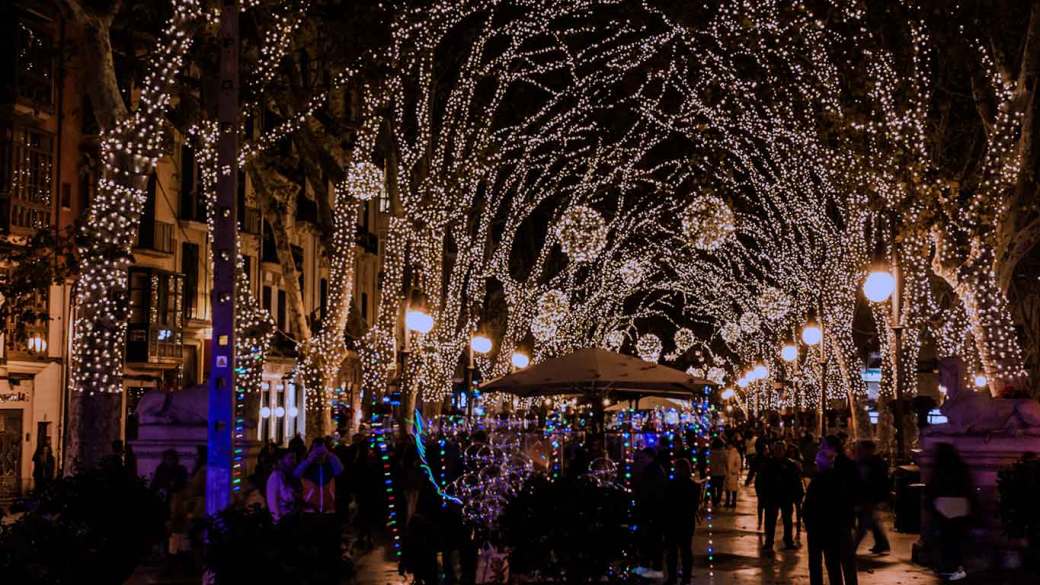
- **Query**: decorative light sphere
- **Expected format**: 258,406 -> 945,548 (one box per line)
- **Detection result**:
781,344 -> 798,362
801,324 -> 822,346
674,327 -> 696,353
260,406 -> 271,418
721,388 -> 736,400
758,287 -> 791,320
720,322 -> 741,344
344,161 -> 383,201
274,406 -> 286,418
511,352 -> 530,369
863,270 -> 897,303
736,376 -> 750,388
707,367 -> 726,385
603,330 -> 625,351
681,195 -> 736,251
619,258 -> 644,286
405,309 -> 434,334
739,312 -> 761,334
973,374 -> 988,388
636,333 -> 663,363
531,290 -> 569,341
556,205 -> 607,262
686,366 -> 705,379
471,335 -> 493,354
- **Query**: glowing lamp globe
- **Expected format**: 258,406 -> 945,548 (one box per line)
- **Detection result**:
781,344 -> 798,362
405,309 -> 434,334
511,352 -> 530,369
721,388 -> 736,400
801,324 -> 822,346
752,364 -> 769,380
863,270 -> 897,303
973,374 -> 988,388
736,376 -> 749,388
471,335 -> 493,354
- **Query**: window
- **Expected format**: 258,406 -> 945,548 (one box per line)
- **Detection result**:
14,20 -> 54,107
277,290 -> 286,330
262,285 -> 272,313
361,292 -> 368,322
242,255 -> 252,288
78,172 -> 92,210
179,143 -> 203,222
0,124 -> 54,230
319,278 -> 328,321
182,243 -> 199,320
291,244 -> 304,300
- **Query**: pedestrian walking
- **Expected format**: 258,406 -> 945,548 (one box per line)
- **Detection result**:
804,439 -> 858,585
927,443 -> 974,581
294,437 -> 344,514
744,442 -> 769,530
759,442 -> 801,553
663,458 -> 702,585
854,440 -> 891,555
266,448 -> 299,522
724,441 -> 742,507
708,438 -> 727,508
31,437 -> 55,492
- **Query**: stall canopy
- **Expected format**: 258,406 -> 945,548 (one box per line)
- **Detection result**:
479,347 -> 712,398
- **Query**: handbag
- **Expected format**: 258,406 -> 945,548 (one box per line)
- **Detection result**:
934,496 -> 969,519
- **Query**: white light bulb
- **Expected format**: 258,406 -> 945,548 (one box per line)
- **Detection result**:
863,270 -> 897,303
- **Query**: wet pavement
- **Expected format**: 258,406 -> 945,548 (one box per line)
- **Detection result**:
354,468 -> 1034,585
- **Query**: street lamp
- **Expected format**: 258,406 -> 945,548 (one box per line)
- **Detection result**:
801,322 -> 822,346
781,344 -> 798,362
405,309 -> 434,334
721,388 -> 736,400
863,269 -> 897,303
511,351 -> 530,369
863,263 -> 907,462
973,373 -> 988,389
464,334 -> 493,417
752,364 -> 769,380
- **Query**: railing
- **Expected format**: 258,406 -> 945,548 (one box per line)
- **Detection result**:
135,219 -> 175,254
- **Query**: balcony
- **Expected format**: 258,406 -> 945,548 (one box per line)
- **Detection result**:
126,268 -> 184,366
135,219 -> 174,254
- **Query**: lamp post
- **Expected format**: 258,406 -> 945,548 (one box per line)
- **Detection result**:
401,306 -> 433,436
781,342 -> 798,425
466,334 -> 492,417
801,318 -> 825,436
863,264 -> 907,462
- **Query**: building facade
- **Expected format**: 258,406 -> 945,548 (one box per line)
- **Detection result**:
0,1 -> 386,498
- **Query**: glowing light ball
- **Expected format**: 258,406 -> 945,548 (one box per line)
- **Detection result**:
471,335 -> 493,354
707,367 -> 726,385
686,366 -> 705,378
636,333 -> 663,363
752,364 -> 769,380
781,344 -> 798,362
801,324 -> 822,346
739,311 -> 761,334
863,270 -> 897,303
556,205 -> 607,262
720,322 -> 741,344
603,330 -> 625,351
973,374 -> 988,388
511,352 -> 530,369
721,388 -> 736,400
531,290 -> 569,341
682,195 -> 736,251
344,161 -> 383,201
405,309 -> 434,334
674,327 -> 696,353
737,377 -> 750,388
619,258 -> 644,286
758,287 -> 791,320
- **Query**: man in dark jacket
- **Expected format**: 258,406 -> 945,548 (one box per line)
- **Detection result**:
804,439 -> 858,585
854,440 -> 890,554
759,441 -> 801,553
663,458 -> 701,585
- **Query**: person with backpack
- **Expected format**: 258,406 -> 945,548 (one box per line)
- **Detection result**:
294,437 -> 344,514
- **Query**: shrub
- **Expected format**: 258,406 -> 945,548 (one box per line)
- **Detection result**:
0,460 -> 165,585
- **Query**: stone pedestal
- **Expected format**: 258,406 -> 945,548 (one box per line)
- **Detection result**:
912,432 -> 1040,569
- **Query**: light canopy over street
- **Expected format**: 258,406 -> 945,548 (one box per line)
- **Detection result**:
1,1 -> 1039,584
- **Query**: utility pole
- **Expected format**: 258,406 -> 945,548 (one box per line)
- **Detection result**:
891,259 -> 907,463
206,0 -> 239,516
